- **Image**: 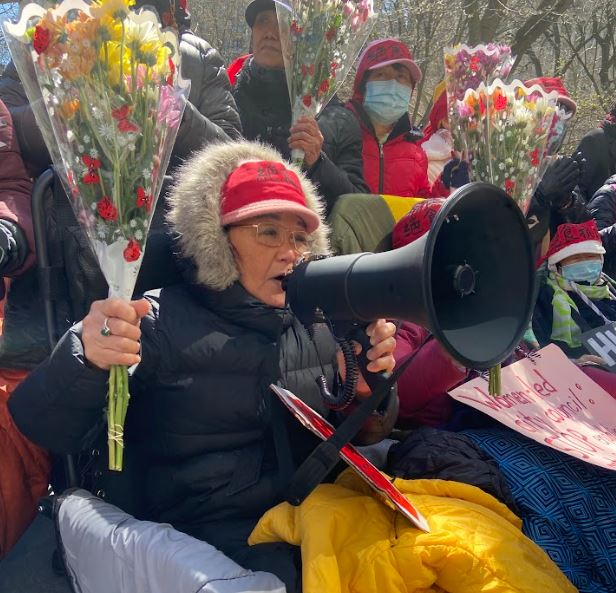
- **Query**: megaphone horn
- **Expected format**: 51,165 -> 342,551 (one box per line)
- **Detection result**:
285,182 -> 535,370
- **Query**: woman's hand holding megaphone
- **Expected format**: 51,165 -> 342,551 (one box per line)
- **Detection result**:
337,319 -> 397,397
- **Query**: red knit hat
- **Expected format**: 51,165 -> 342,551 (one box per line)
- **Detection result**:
525,77 -> 577,114
392,199 -> 445,249
220,161 -> 321,233
353,39 -> 422,102
544,220 -> 605,267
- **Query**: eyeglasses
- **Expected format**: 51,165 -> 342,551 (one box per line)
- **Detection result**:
232,223 -> 312,256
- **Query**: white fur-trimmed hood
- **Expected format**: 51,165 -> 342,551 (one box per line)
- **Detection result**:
166,140 -> 330,290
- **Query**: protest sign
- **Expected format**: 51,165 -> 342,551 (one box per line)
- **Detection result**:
449,344 -> 616,470
580,321 -> 616,370
270,384 -> 431,532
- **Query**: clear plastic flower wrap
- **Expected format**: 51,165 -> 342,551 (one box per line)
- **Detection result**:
443,43 -> 514,152
275,0 -> 377,165
3,0 -> 190,471
449,78 -> 558,395
453,79 -> 558,213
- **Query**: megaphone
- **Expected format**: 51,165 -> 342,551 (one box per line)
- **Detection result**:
285,182 -> 535,370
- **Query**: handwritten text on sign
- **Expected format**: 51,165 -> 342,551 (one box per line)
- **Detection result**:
449,344 -> 616,470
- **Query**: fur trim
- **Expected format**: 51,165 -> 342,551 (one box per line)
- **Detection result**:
166,140 -> 330,290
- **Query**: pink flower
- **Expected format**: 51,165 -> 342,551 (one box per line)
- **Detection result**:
457,102 -> 473,118
158,85 -> 182,128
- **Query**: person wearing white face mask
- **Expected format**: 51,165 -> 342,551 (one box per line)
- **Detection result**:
346,39 -> 466,198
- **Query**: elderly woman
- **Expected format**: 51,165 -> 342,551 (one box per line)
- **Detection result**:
7,141 -> 397,592
345,39 -> 464,198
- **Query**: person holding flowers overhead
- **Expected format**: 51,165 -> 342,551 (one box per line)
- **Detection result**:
346,39 -> 466,198
233,0 -> 368,213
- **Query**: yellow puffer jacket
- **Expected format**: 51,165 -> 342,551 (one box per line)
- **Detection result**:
249,470 -> 577,593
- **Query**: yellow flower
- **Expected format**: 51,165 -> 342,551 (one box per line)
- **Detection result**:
124,19 -> 162,66
91,0 -> 135,20
102,41 -> 133,87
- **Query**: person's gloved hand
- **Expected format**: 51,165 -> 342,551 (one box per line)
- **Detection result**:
0,219 -> 28,276
535,156 -> 581,209
441,158 -> 470,189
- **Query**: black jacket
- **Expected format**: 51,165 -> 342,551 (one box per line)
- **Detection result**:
233,59 -> 368,213
525,188 -> 591,248
573,122 -> 616,203
9,281 -> 397,549
587,175 -> 616,277
532,278 -> 616,358
0,33 -> 241,177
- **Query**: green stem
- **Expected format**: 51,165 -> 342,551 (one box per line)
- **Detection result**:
107,365 -> 117,471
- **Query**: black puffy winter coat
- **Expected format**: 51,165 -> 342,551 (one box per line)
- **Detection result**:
8,281 -> 396,552
573,120 -> 616,203
0,33 -> 241,177
233,58 -> 368,213
588,175 -> 616,277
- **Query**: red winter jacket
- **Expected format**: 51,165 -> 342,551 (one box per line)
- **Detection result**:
346,54 -> 449,198
394,322 -> 469,427
346,101 -> 449,197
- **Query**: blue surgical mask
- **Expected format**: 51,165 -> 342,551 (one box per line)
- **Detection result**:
561,260 -> 603,284
363,80 -> 412,126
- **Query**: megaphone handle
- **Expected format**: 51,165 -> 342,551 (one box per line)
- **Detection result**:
346,325 -> 393,395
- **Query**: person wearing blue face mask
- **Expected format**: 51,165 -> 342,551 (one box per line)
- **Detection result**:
346,39 -> 462,198
533,220 -> 616,366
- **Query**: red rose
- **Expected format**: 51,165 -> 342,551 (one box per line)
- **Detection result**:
318,79 -> 330,95
136,187 -> 152,212
325,27 -> 336,41
33,26 -> 51,54
82,155 -> 101,169
166,57 -> 176,86
83,170 -> 100,184
97,196 -> 118,221
302,95 -> 312,108
123,239 -> 141,262
117,119 -> 139,133
82,155 -> 101,184
530,148 -> 539,167
290,20 -> 303,35
178,0 -> 187,10
494,94 -> 508,111
505,179 -> 516,194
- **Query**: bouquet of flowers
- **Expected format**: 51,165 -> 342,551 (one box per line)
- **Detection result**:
444,43 -> 514,152
453,79 -> 557,213
3,0 -> 189,471
275,0 -> 377,165
452,79 -> 557,394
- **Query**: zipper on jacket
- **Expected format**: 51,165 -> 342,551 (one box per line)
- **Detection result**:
378,142 -> 385,194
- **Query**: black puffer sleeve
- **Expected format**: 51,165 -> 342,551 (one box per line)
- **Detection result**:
8,296 -> 161,454
309,103 -> 369,214
172,34 -> 242,163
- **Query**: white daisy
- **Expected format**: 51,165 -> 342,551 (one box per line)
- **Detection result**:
98,122 -> 115,142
